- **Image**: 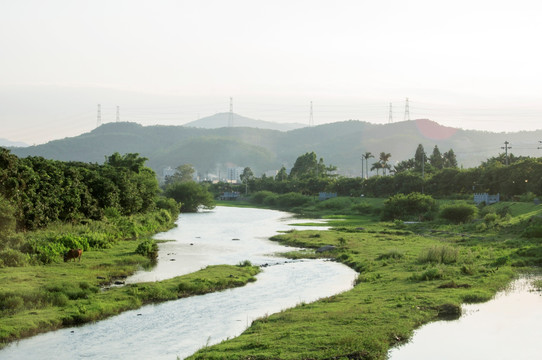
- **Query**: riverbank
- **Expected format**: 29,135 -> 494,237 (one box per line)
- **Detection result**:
189,199 -> 542,359
0,212 -> 260,348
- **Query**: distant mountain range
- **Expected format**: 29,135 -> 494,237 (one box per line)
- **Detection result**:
8,117 -> 542,178
184,112 -> 305,131
0,138 -> 28,147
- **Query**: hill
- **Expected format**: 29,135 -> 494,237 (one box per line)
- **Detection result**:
9,119 -> 542,178
0,138 -> 28,147
184,112 -> 305,131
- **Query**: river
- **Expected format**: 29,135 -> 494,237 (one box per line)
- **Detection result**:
387,275 -> 542,360
0,206 -> 358,360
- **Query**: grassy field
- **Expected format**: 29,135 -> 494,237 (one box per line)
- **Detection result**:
0,236 -> 260,348
189,199 -> 542,359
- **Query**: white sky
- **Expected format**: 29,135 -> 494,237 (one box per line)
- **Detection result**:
2,0 -> 542,144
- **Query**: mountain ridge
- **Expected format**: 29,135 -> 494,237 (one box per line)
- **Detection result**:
8,118 -> 542,177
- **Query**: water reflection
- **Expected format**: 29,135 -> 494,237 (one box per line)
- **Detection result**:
388,276 -> 542,360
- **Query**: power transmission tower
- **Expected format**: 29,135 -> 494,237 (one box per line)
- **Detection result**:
388,102 -> 393,123
404,97 -> 410,121
228,97 -> 233,127
309,101 -> 314,127
116,106 -> 120,122
501,141 -> 512,165
97,104 -> 101,128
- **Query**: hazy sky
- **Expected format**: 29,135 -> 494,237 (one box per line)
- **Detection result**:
2,0 -> 542,144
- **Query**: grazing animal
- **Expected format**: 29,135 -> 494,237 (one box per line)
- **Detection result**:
64,248 -> 83,262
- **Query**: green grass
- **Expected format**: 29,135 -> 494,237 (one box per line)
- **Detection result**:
0,239 -> 260,347
187,200 -> 541,360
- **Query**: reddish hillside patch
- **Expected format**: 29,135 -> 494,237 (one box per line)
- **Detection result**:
415,119 -> 457,140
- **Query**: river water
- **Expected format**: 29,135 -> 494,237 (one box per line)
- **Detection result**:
387,275 -> 542,360
0,206 -> 357,360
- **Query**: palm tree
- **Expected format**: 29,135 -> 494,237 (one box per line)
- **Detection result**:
370,161 -> 381,176
379,152 -> 392,175
362,152 -> 374,178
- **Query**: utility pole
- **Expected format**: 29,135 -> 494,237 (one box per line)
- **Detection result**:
228,97 -> 233,127
404,97 -> 410,121
388,102 -> 393,123
309,101 -> 314,127
97,104 -> 101,128
501,141 -> 512,165
116,106 -> 120,122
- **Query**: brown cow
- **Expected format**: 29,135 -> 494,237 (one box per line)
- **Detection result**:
64,248 -> 83,262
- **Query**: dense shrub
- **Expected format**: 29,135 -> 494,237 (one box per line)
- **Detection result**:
276,192 -> 311,209
352,202 -> 373,215
439,203 -> 477,224
0,249 -> 28,267
316,197 -> 353,210
135,239 -> 158,260
381,193 -> 438,221
251,191 -> 276,205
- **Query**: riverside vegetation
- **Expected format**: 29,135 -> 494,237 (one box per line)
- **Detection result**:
189,192 -> 542,359
0,149 -> 261,348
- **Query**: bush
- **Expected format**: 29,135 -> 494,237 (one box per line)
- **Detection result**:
522,225 -> 542,238
276,192 -> 311,209
352,202 -> 373,215
316,197 -> 352,210
381,193 -> 438,221
484,213 -> 498,224
418,245 -> 458,264
135,239 -> 158,260
155,196 -> 180,216
0,249 -> 28,267
251,191 -> 276,205
439,203 -> 477,224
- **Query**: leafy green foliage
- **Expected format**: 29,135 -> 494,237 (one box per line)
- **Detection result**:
163,181 -> 215,212
440,203 -> 477,223
135,239 -> 158,260
0,149 -> 159,230
381,193 -> 438,221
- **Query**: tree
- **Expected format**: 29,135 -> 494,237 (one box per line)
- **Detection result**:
163,181 -> 215,212
166,164 -> 196,184
429,145 -> 444,170
395,159 -> 416,173
289,152 -> 335,180
275,166 -> 288,181
240,167 -> 254,183
240,167 -> 254,195
105,152 -> 148,173
379,152 -> 392,175
370,161 -> 382,176
362,152 -> 374,178
414,144 -> 427,172
289,152 -> 318,180
443,149 -> 458,168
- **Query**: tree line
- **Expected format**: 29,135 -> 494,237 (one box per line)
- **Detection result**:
213,146 -> 542,200
0,148 -> 161,230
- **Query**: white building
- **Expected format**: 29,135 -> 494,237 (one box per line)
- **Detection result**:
226,167 -> 244,183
